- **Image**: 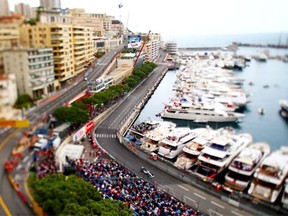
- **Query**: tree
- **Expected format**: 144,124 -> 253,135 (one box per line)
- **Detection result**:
14,94 -> 33,109
29,174 -> 133,216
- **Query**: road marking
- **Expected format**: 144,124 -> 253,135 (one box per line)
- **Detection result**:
0,195 -> 12,216
208,209 -> 223,216
231,210 -> 244,216
183,195 -> 195,203
194,192 -> 207,200
211,201 -> 225,209
178,185 -> 189,191
0,129 -> 21,151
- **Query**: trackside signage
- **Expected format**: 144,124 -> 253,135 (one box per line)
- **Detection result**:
73,121 -> 95,142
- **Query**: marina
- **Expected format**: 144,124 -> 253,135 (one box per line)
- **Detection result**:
122,45 -> 288,213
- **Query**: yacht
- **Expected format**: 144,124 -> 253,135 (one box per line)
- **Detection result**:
174,127 -> 216,170
158,128 -> 204,159
248,146 -> 288,203
125,120 -> 161,145
192,133 -> 253,182
161,104 -> 245,123
225,142 -> 271,191
282,179 -> 288,209
140,121 -> 176,152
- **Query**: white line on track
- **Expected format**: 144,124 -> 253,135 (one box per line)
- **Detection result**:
193,192 -> 207,200
208,209 -> 223,216
231,210 -> 244,216
211,201 -> 225,209
178,185 -> 189,191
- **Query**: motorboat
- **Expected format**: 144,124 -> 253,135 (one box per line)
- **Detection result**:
174,127 -> 216,170
141,121 -> 176,152
224,142 -> 271,191
158,128 -> 204,159
248,146 -> 288,203
192,133 -> 253,182
279,99 -> 288,112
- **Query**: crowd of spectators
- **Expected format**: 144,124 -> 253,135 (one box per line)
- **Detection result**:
71,158 -> 202,216
34,148 -> 57,179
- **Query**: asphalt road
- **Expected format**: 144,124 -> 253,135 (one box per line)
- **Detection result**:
0,45 -> 124,216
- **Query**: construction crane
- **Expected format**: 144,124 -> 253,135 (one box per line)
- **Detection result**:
133,30 -> 151,68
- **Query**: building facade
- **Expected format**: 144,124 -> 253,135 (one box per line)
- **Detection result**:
40,0 -> 61,11
144,33 -> 161,62
15,3 -> 32,20
0,0 -> 10,17
3,48 -> 55,99
0,15 -> 23,74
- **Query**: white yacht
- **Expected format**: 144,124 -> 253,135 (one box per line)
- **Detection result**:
248,146 -> 288,203
225,142 -> 271,191
141,121 -> 176,152
158,128 -> 203,159
161,104 -> 245,123
174,127 -> 216,170
193,133 -> 253,182
282,179 -> 288,209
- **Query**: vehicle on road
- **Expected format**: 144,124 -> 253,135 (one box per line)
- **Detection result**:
141,166 -> 155,178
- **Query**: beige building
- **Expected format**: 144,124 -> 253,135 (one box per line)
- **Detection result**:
0,15 -> 23,74
94,37 -> 122,52
73,26 -> 94,74
3,48 -> 55,99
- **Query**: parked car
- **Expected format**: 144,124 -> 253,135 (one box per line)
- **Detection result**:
141,166 -> 155,178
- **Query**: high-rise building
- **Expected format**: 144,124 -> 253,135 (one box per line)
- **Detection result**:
0,0 -> 10,17
15,3 -> 32,20
40,0 -> 61,11
144,33 -> 161,62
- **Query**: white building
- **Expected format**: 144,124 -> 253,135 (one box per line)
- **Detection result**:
165,41 -> 178,55
145,33 -> 161,62
3,48 -> 55,99
40,0 -> 61,11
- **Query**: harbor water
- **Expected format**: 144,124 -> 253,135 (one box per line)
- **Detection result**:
135,47 -> 288,151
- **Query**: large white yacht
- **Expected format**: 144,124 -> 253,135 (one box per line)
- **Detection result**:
161,104 -> 245,123
140,121 -> 176,152
192,133 -> 253,182
158,128 -> 204,159
225,142 -> 271,191
248,146 -> 288,203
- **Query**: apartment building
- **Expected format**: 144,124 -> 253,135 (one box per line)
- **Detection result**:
0,15 -> 23,74
3,48 -> 55,99
144,33 -> 161,62
73,26 -> 94,74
